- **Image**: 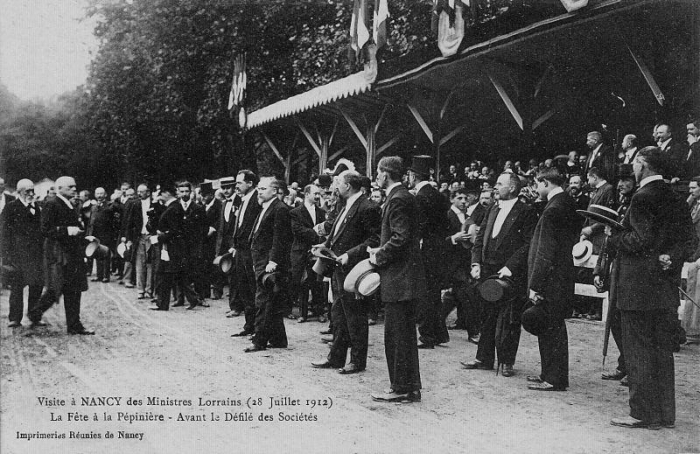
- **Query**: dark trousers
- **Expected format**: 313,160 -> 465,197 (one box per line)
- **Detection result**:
29,288 -> 83,331
417,254 -> 449,345
384,300 -> 421,393
291,261 -> 324,320
8,274 -> 42,324
251,277 -> 288,348
442,282 -> 482,337
475,299 -> 521,368
537,316 -> 569,388
231,248 -> 255,316
621,309 -> 676,424
610,306 -> 626,374
328,271 -> 368,368
157,271 -> 201,310
95,250 -> 112,281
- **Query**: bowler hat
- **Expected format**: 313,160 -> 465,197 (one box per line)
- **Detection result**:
343,258 -> 381,297
259,272 -> 283,293
521,302 -> 552,336
408,155 -> 433,177
85,238 -> 110,260
478,275 -> 516,303
576,204 -> 623,229
572,240 -> 594,267
213,251 -> 236,274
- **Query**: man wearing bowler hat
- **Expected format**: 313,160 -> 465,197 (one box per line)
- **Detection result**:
461,172 -> 536,377
406,155 -> 451,349
311,170 -> 380,373
526,166 -> 580,391
608,147 -> 694,429
370,156 -> 425,403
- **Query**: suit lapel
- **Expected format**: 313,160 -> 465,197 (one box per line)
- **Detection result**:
482,204 -> 499,250
252,198 -> 276,241
495,201 -> 523,249
331,196 -> 362,245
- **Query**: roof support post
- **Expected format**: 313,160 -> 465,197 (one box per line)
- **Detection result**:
366,120 -> 377,178
486,68 -> 524,130
407,103 -> 434,143
626,44 -> 665,106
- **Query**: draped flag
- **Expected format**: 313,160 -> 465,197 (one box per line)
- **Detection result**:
432,0 -> 470,33
228,53 -> 246,112
560,0 -> 589,13
349,0 -> 370,63
373,0 -> 389,50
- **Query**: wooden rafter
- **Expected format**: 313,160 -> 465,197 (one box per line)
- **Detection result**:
338,107 -> 368,149
486,68 -> 523,130
407,103 -> 434,143
295,118 -> 322,158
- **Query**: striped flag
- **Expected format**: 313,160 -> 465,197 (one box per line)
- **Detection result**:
373,0 -> 389,49
349,0 -> 370,62
228,53 -> 246,111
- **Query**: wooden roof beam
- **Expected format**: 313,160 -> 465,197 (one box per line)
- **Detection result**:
485,68 -> 524,131
407,103 -> 434,143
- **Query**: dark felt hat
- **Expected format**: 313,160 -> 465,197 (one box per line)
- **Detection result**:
85,238 -> 110,260
213,251 -> 236,274
409,155 -> 433,177
521,302 -> 552,336
478,275 -> 517,303
200,181 -> 214,195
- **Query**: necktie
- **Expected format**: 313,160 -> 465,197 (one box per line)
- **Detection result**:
29,204 -> 36,215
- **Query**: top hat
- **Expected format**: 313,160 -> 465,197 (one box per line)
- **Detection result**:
478,275 -> 516,303
343,258 -> 381,297
521,302 -> 552,336
219,176 -> 236,188
317,174 -> 332,188
213,251 -> 236,274
576,204 -> 623,229
85,238 -> 110,260
259,272 -> 284,293
200,181 -> 214,195
311,245 -> 339,277
408,155 -> 433,177
572,240 -> 594,266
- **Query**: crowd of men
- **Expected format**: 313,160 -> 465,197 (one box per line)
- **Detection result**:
1,117 -> 699,420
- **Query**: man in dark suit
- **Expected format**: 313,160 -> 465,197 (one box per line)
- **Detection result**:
3,179 -> 43,327
581,167 -> 616,251
199,182 -> 222,300
566,174 -> 590,212
526,167 -> 580,391
87,187 -> 118,283
684,118 -> 700,180
656,123 -> 687,183
311,171 -> 380,373
461,172 -> 536,377
27,176 -> 94,334
290,184 -> 326,323
149,182 -> 206,311
243,176 -> 293,353
583,131 -> 616,183
230,170 -> 262,337
0,177 -> 16,289
369,156 -> 425,403
407,155 -> 451,349
214,177 -> 240,312
608,147 -> 694,429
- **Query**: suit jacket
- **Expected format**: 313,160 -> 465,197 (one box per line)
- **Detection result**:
472,200 -> 536,289
660,139 -> 687,180
204,198 -> 222,259
215,195 -> 240,254
584,144 -> 616,182
88,202 -> 118,248
609,179 -> 695,311
468,202 -> 486,227
249,198 -> 292,277
123,198 -> 157,243
374,185 -> 426,303
325,195 -> 380,271
41,196 -> 88,293
156,201 -> 205,272
527,192 -> 580,318
233,190 -> 261,250
684,142 -> 700,180
585,182 -> 616,248
290,204 -> 326,274
445,208 -> 471,284
415,183 -> 450,283
2,199 -> 43,285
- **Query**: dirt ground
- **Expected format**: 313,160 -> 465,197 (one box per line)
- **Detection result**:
1,281 -> 698,454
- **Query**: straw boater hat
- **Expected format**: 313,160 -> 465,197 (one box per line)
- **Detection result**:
572,239 -> 594,266
85,237 -> 110,260
219,176 -> 236,188
343,258 -> 381,297
116,241 -> 132,259
576,204 -> 623,229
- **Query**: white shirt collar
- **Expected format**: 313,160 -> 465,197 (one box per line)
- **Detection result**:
414,180 -> 430,192
595,179 -> 608,189
165,198 -> 177,206
241,190 -> 255,203
180,199 -> 191,210
451,204 -> 466,219
386,182 -> 402,195
206,198 -> 215,210
344,191 -> 363,211
658,138 -> 672,150
591,143 -> 602,156
639,174 -> 663,188
547,186 -> 564,200
57,194 -> 74,209
498,197 -> 517,209
260,198 -> 275,210
625,147 -> 637,157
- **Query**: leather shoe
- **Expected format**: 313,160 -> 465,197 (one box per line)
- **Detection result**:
338,364 -> 365,375
149,306 -> 167,311
186,305 -> 196,310
319,329 -> 332,335
501,364 -> 515,377
526,375 -> 543,383
602,370 -> 626,380
321,335 -> 334,344
468,335 -> 480,344
417,343 -> 435,349
528,381 -> 565,391
297,317 -> 307,323
371,390 -> 421,403
172,302 -> 185,307
244,344 -> 266,353
8,321 -> 21,328
610,416 -> 660,430
311,360 -> 339,369
231,330 -> 252,337
226,310 -> 242,318
30,320 -> 48,327
199,301 -> 210,308
68,327 -> 95,335
460,360 -> 493,370
620,376 -> 629,387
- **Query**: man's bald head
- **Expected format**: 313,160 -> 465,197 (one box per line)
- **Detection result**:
55,176 -> 77,198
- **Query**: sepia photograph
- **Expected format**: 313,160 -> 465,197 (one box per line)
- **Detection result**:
1,1 -> 699,453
